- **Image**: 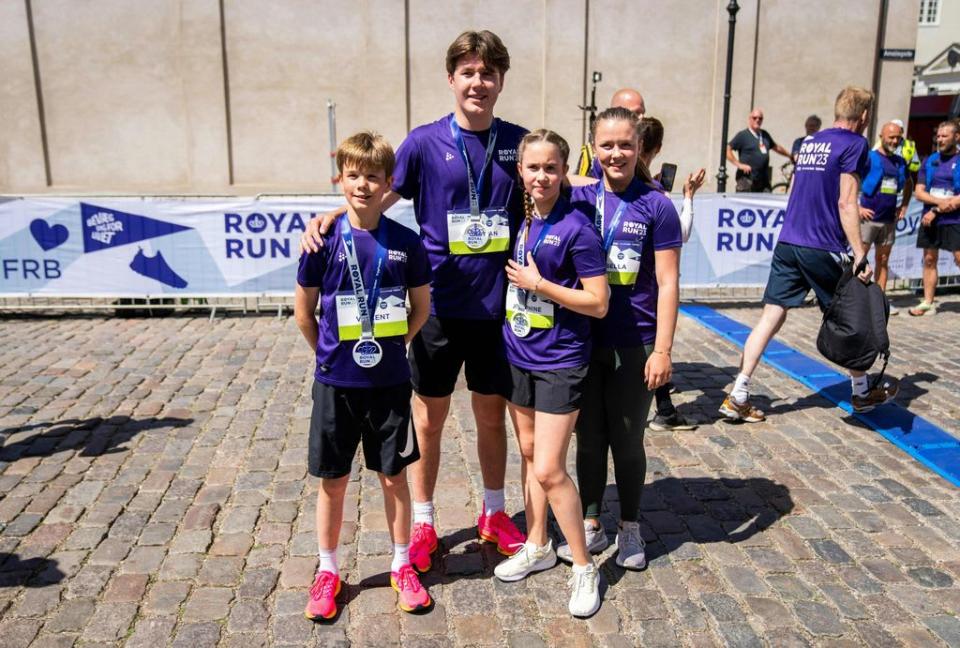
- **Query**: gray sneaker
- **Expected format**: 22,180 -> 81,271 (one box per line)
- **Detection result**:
494,540 -> 557,582
567,562 -> 601,617
557,521 -> 609,564
614,521 -> 647,570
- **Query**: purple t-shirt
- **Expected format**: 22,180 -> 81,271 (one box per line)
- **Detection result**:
393,115 -> 527,320
503,199 -> 606,370
860,152 -> 906,223
779,128 -> 869,253
920,152 -> 960,226
571,182 -> 682,348
297,216 -> 432,388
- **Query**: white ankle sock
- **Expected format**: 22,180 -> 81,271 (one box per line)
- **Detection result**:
731,373 -> 751,403
413,500 -> 434,526
851,374 -> 868,397
483,488 -> 505,516
318,547 -> 338,575
391,543 -> 410,572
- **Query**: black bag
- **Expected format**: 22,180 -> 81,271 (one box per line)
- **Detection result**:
816,258 -> 890,386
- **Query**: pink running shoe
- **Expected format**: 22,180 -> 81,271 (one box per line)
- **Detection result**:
409,522 -> 438,573
477,510 -> 526,556
391,564 -> 432,612
304,570 -> 340,621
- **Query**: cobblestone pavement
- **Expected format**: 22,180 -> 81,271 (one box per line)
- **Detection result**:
0,295 -> 958,647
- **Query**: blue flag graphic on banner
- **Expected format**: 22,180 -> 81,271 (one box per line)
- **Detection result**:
80,202 -> 191,253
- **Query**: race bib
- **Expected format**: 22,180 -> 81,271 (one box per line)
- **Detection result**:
880,177 -> 898,194
335,286 -> 408,341
606,241 -> 641,286
447,208 -> 510,255
505,284 -> 554,331
930,187 -> 956,198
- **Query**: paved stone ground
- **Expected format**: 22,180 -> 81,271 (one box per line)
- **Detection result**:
0,295 -> 958,647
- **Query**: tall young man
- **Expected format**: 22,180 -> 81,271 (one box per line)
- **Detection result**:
720,87 -> 898,422
301,31 -> 528,570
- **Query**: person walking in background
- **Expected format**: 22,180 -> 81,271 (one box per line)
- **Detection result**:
860,121 -> 912,315
791,114 -> 822,161
720,87 -> 899,422
727,108 -> 791,192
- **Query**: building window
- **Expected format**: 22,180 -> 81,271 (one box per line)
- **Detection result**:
918,0 -> 940,25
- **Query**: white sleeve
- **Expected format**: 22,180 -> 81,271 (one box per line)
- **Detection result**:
679,196 -> 694,243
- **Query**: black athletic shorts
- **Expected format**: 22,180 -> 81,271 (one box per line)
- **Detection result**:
916,222 -> 960,252
308,380 -> 418,478
408,315 -> 512,398
762,242 -> 849,312
508,364 -> 589,415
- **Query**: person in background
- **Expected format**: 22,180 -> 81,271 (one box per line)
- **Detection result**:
727,108 -> 792,192
791,114 -> 822,161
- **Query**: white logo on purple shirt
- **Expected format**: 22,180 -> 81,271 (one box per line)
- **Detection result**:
445,152 -> 455,162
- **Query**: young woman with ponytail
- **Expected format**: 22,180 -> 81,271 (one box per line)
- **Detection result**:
556,107 -> 682,571
494,129 -> 609,618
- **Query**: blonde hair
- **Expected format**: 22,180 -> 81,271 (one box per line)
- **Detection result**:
834,86 -> 874,122
592,107 -> 655,185
518,129 -> 570,226
335,131 -> 395,177
445,30 -> 511,76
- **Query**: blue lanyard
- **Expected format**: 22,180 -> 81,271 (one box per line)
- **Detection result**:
449,115 -> 499,218
515,207 -> 559,307
594,183 -> 633,252
340,218 -> 390,338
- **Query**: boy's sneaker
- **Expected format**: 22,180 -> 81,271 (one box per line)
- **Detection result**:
478,510 -> 525,556
409,522 -> 438,573
614,521 -> 647,570
719,395 -> 765,422
852,380 -> 900,413
304,570 -> 340,621
889,304 -> 900,316
391,564 -> 432,612
494,540 -> 557,582
567,562 -> 601,618
557,521 -> 609,564
649,412 -> 697,431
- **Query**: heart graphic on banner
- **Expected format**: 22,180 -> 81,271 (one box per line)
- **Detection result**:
30,219 -> 69,251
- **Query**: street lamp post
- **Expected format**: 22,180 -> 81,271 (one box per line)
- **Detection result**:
717,0 -> 740,193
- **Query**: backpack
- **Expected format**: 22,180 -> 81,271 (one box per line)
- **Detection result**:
816,258 -> 890,387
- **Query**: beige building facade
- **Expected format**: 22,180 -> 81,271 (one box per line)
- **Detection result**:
0,0 -> 920,195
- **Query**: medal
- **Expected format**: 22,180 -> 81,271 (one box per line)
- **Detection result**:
464,221 -> 490,250
510,311 -> 531,338
352,337 -> 383,368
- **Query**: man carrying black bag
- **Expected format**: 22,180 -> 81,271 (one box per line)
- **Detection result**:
720,87 -> 899,423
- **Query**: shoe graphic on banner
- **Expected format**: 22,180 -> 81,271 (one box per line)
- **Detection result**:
129,248 -> 188,289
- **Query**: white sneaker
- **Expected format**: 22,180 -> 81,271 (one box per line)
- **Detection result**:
615,521 -> 647,570
567,562 -> 601,617
889,304 -> 900,316
557,521 -> 609,564
494,540 -> 557,582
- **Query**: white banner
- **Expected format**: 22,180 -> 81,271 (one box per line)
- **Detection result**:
0,193 -> 953,296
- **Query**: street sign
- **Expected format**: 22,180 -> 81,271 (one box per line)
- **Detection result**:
880,48 -> 915,61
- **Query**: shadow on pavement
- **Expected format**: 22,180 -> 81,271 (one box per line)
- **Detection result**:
0,415 -> 193,461
0,553 -> 66,587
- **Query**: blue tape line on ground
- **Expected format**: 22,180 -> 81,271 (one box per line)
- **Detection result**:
680,304 -> 960,488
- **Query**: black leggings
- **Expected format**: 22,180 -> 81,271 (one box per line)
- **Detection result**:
574,344 -> 654,522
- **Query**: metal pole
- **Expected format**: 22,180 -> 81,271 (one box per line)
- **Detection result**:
327,100 -> 338,191
717,0 -> 740,193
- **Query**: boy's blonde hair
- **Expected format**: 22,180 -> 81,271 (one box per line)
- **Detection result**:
336,131 -> 395,177
834,86 -> 874,122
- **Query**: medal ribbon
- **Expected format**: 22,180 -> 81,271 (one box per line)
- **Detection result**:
515,206 -> 559,310
449,114 -> 500,219
594,182 -> 633,253
341,218 -> 390,339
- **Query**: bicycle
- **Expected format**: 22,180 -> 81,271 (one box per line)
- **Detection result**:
770,161 -> 795,194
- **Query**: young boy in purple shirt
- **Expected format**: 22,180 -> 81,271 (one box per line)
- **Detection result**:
296,132 -> 433,620
300,31 -> 529,570
720,87 -> 899,421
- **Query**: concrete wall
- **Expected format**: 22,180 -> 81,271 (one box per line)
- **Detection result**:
0,0 -> 920,195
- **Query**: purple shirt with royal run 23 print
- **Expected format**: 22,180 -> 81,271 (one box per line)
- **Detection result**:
778,127 -> 869,253
920,151 -> 960,226
503,199 -> 606,371
571,181 -> 682,349
297,216 -> 432,388
392,114 -> 527,320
